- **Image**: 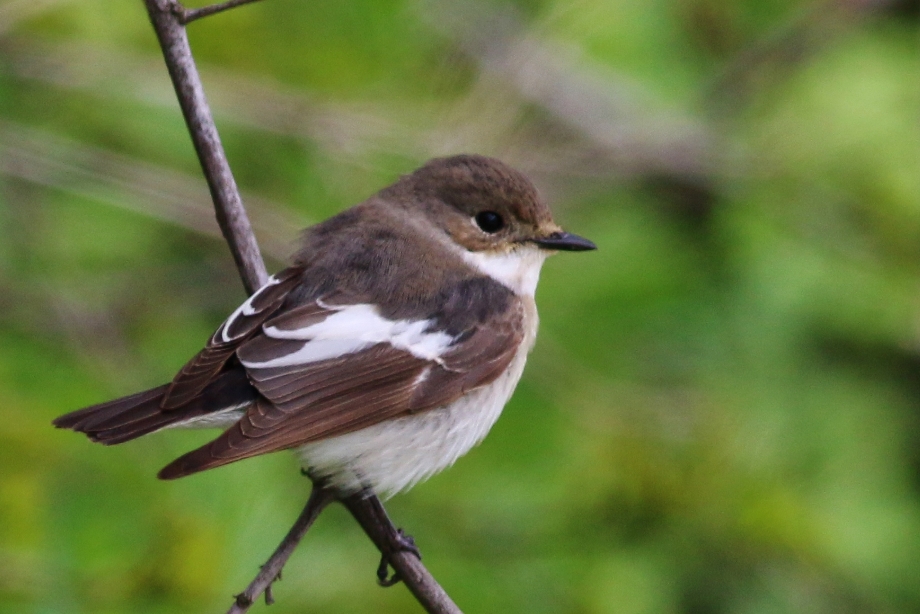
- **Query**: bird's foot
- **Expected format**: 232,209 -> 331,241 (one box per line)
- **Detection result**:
234,566 -> 283,607
377,528 -> 422,587
263,568 -> 282,605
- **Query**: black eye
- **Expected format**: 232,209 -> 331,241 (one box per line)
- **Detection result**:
474,211 -> 504,233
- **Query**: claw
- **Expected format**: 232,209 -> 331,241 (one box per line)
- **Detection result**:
377,555 -> 400,587
376,528 -> 422,587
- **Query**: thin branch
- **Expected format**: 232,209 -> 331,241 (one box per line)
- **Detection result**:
142,0 -> 267,294
139,1 -> 462,612
341,494 -> 463,614
176,0 -> 265,24
228,484 -> 334,614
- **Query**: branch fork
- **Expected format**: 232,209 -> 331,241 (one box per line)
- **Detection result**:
170,0 -> 266,25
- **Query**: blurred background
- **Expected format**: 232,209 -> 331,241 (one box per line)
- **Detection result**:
1,0 -> 918,612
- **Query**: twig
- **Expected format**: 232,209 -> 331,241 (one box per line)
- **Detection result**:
227,484 -> 334,614
176,0 -> 265,24
142,0 -> 267,294
139,1 -> 462,612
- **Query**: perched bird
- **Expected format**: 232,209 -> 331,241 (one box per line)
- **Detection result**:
54,154 -> 595,499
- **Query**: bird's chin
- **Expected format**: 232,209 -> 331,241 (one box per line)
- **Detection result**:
458,245 -> 547,296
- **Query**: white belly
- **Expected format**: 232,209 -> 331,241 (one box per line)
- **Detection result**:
297,300 -> 538,498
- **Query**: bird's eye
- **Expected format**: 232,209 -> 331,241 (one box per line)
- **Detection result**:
474,211 -> 504,233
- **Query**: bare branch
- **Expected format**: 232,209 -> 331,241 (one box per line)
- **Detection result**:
142,0 -> 268,294
341,494 -> 464,614
176,0 -> 266,25
228,484 -> 334,614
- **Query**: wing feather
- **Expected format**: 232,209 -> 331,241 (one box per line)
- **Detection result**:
161,267 -> 303,409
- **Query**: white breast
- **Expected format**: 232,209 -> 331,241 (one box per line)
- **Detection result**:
457,244 -> 547,297
297,298 -> 539,499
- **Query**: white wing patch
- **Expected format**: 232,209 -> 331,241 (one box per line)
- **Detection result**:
241,303 -> 455,369
220,274 -> 283,342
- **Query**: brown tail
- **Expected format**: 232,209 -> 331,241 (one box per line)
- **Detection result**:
53,369 -> 256,448
53,384 -> 179,445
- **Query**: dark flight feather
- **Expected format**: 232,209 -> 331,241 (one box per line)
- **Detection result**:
52,369 -> 256,445
161,266 -> 304,409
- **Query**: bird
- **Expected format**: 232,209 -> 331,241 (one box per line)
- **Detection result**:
53,154 -> 596,500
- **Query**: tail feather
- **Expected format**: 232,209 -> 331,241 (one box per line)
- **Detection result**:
53,369 -> 256,449
83,404 -> 204,445
158,444 -> 233,480
157,399 -> 276,479
53,385 -> 172,443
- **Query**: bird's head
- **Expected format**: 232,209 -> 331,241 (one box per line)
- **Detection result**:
386,154 -> 596,256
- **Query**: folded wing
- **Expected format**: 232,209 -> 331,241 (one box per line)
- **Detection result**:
53,268 -> 305,443
158,295 -> 525,479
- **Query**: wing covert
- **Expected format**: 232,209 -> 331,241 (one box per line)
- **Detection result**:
160,267 -> 303,410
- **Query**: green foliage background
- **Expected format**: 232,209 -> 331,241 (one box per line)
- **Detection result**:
1,0 -> 918,612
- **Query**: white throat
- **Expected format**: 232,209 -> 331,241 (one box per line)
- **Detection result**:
458,245 -> 548,296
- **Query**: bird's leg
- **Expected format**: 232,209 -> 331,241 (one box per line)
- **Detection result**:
339,491 -> 422,587
376,527 -> 422,587
261,567 -> 281,605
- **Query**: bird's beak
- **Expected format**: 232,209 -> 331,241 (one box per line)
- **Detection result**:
532,231 -> 597,252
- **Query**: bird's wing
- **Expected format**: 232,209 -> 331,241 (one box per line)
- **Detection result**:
157,294 -> 525,478
160,267 -> 304,409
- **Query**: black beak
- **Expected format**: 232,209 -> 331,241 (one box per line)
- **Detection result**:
532,231 -> 597,252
